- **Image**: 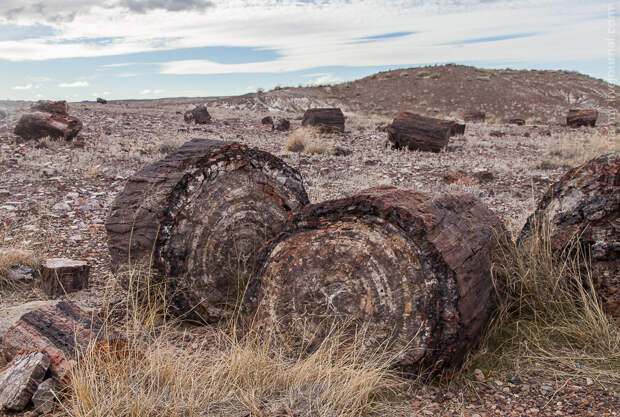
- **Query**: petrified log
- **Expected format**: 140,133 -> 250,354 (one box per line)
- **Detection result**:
183,110 -> 194,123
566,109 -> 597,128
387,112 -> 451,152
244,187 -> 510,371
190,104 -> 211,124
105,138 -> 309,322
463,111 -> 485,123
31,100 -> 68,115
275,118 -> 290,132
0,352 -> 50,412
302,108 -> 345,132
518,152 -> 619,319
96,97 -> 107,104
40,258 -> 90,298
261,116 -> 274,126
440,120 -> 466,136
2,301 -> 115,384
504,118 -> 525,126
32,378 -> 56,414
13,111 -> 82,140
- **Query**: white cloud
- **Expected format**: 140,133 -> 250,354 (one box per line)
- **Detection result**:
140,88 -> 164,95
59,81 -> 89,87
118,72 -> 138,77
12,84 -> 33,90
307,73 -> 343,86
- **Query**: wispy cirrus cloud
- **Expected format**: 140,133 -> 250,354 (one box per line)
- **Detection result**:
12,84 -> 33,90
58,81 -> 89,87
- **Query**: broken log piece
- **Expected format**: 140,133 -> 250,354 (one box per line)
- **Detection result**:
566,109 -> 598,127
0,352 -> 50,412
191,104 -> 211,124
261,116 -> 274,126
13,111 -> 83,141
105,138 -> 309,322
1,301 -> 117,384
302,108 -> 345,132
387,112 -> 451,152
518,152 -> 619,319
96,97 -> 107,104
504,118 -> 525,126
275,119 -> 291,132
40,258 -> 90,298
463,111 -> 485,123
244,187 -> 510,372
31,100 -> 68,115
439,120 -> 466,136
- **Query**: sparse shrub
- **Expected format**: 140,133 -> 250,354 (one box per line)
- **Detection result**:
417,71 -> 431,78
286,134 -> 306,153
286,127 -> 333,155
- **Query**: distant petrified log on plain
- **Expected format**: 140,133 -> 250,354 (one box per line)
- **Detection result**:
2,301 -> 117,384
31,100 -> 68,115
40,258 -> 90,298
187,104 -> 211,124
518,152 -> 619,319
440,120 -> 466,136
275,118 -> 291,131
504,118 -> 525,126
13,111 -> 83,141
106,138 -> 309,322
96,97 -> 107,104
261,116 -> 274,126
463,111 -> 485,123
387,112 -> 451,152
302,108 -> 345,132
566,109 -> 598,127
244,187 -> 510,371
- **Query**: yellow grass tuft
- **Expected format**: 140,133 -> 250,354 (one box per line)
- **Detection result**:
286,127 -> 333,155
0,247 -> 41,288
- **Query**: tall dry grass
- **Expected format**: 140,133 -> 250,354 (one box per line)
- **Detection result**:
286,126 -> 333,155
468,223 -> 619,386
535,130 -> 618,170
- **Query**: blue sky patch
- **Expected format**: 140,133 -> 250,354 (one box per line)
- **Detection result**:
0,24 -> 56,41
451,32 -> 538,45
352,31 -> 416,44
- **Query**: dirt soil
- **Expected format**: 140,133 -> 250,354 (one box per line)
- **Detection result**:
0,91 -> 618,416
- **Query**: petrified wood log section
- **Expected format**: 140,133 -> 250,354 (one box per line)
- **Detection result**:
518,152 -> 619,319
0,352 -> 50,412
387,112 -> 452,152
566,109 -> 598,127
106,138 -> 309,322
302,108 -> 345,132
31,100 -> 69,115
40,258 -> 90,298
244,187 -> 509,371
2,301 -> 115,384
13,111 -> 83,141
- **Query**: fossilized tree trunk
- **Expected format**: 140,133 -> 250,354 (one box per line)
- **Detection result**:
566,109 -> 598,127
302,108 -> 345,132
13,111 -> 82,141
387,112 -> 451,152
244,187 -> 510,372
518,152 -> 619,319
106,138 -> 309,322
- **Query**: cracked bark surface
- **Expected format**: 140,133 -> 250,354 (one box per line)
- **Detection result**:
106,138 -> 309,322
519,152 -> 619,319
244,187 -> 509,371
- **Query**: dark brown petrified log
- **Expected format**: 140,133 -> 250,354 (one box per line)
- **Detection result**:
302,108 -> 345,132
40,258 -> 90,298
387,112 -> 451,152
518,152 -> 619,319
566,109 -> 598,127
13,111 -> 83,140
1,301 -> 117,384
244,186 -> 510,372
31,100 -> 68,115
0,352 -> 50,412
105,138 -> 309,322
439,120 -> 466,136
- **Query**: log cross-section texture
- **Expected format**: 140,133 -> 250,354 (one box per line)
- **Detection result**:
0,352 -> 50,412
566,109 -> 598,127
13,111 -> 83,141
40,258 -> 90,298
387,112 -> 452,153
301,108 -> 345,132
105,138 -> 309,322
243,187 -> 510,372
1,301 -> 116,385
518,152 -> 619,319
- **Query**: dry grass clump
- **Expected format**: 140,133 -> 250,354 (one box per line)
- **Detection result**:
286,127 -> 332,155
468,225 -> 619,386
535,131 -> 618,170
0,247 -> 41,288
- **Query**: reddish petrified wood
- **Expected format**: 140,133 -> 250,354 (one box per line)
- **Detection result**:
40,258 -> 90,298
105,138 -> 309,322
463,111 -> 485,123
31,100 -> 68,115
518,152 -> 619,319
387,112 -> 451,152
244,187 -> 510,372
566,109 -> 598,127
0,352 -> 50,412
2,301 -> 117,384
13,111 -> 83,141
302,108 -> 345,132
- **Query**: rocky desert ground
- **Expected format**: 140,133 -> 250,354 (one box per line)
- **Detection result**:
0,65 -> 618,416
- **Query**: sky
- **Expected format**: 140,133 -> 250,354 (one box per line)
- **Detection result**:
0,0 -> 617,101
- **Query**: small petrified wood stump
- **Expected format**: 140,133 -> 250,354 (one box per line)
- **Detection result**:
106,138 -> 309,322
244,187 -> 510,371
31,100 -> 68,115
275,119 -> 291,132
0,352 -> 50,412
302,108 -> 345,132
96,97 -> 107,104
518,152 -> 619,319
14,111 -> 83,141
387,112 -> 451,152
261,116 -> 274,126
190,104 -> 211,124
2,301 -> 115,384
40,258 -> 90,298
566,109 -> 598,127
463,111 -> 485,123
